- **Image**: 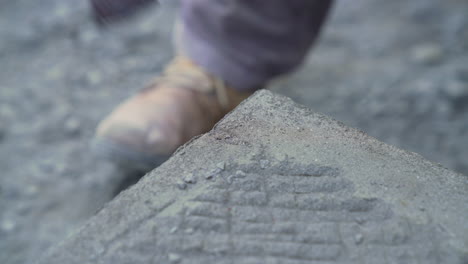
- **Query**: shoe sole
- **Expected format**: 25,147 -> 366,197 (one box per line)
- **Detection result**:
91,137 -> 170,172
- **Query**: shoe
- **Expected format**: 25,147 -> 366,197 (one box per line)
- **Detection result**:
92,56 -> 253,171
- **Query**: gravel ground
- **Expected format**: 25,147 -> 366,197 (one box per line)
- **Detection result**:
0,0 -> 467,263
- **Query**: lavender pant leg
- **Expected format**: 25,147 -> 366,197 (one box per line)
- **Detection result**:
180,0 -> 333,91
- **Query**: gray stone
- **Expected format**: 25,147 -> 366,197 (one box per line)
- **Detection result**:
183,172 -> 196,184
176,181 -> 187,190
259,159 -> 269,169
0,219 -> 16,233
235,170 -> 246,177
168,253 -> 181,263
411,43 -> 444,65
63,117 -> 81,136
446,80 -> 468,98
216,162 -> 226,170
38,91 -> 468,264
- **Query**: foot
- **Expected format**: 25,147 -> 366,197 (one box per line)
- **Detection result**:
93,56 -> 253,170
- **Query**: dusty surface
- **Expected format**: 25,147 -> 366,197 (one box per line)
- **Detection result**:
38,90 -> 468,263
0,0 -> 467,263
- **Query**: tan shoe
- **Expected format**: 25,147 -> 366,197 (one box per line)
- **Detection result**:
93,56 -> 253,170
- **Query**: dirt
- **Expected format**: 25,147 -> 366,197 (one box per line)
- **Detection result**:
0,0 -> 467,263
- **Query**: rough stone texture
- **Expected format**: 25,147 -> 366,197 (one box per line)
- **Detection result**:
38,91 -> 467,263
2,1 -> 468,263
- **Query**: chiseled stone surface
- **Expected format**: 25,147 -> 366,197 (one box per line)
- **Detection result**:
38,90 -> 467,263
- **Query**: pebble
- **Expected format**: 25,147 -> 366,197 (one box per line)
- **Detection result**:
0,104 -> 14,120
259,159 -> 269,169
235,170 -> 246,177
228,170 -> 247,183
205,163 -> 225,180
445,80 -> 468,98
355,218 -> 366,225
24,185 -> 39,197
168,253 -> 181,263
183,173 -> 196,184
64,117 -> 81,136
176,181 -> 187,190
45,66 -> 65,81
86,71 -> 102,86
78,26 -> 99,46
411,43 -> 443,65
205,171 -> 216,180
216,162 -> 225,170
138,18 -> 156,35
1,219 -> 16,233
54,5 -> 71,19
354,233 -> 364,244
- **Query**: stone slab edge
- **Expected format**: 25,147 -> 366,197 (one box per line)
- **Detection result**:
38,90 -> 468,263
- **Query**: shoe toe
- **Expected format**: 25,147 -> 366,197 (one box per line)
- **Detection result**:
93,123 -> 170,171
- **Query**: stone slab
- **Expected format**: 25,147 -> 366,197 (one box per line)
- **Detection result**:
38,90 -> 468,263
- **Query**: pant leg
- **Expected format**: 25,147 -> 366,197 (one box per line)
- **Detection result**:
180,0 -> 333,91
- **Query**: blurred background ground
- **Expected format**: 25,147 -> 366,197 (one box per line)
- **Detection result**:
0,0 -> 467,263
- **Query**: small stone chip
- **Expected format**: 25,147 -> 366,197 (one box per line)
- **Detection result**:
24,185 -> 39,197
1,219 -> 16,233
354,233 -> 364,244
183,173 -> 196,184
64,117 -> 81,135
205,173 -> 215,180
216,162 -> 225,170
227,170 -> 247,183
411,43 -> 443,65
176,181 -> 187,190
259,159 -> 269,169
235,170 -> 246,177
205,163 -> 226,180
168,253 -> 181,263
